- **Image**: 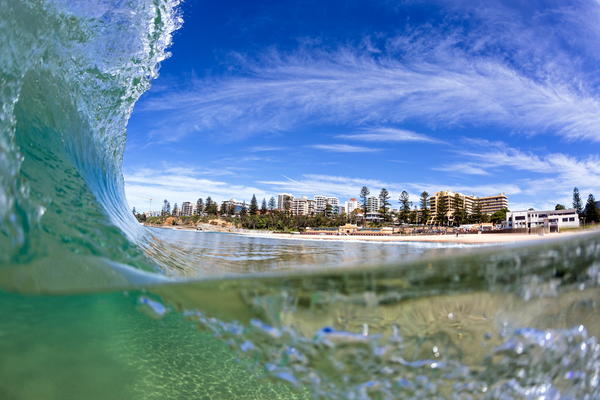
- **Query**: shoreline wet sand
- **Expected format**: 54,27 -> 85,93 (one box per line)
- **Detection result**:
144,223 -> 596,245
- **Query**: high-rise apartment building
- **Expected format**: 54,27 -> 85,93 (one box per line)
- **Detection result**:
365,196 -> 381,221
181,201 -> 196,216
278,193 -> 294,210
327,197 -> 340,215
314,195 -> 327,214
292,196 -> 309,215
428,191 -> 509,224
479,193 -> 508,215
345,198 -> 359,214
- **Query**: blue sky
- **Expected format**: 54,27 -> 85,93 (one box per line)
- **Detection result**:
124,0 -> 600,214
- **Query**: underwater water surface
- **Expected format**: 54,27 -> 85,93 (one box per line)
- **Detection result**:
2,0 -> 600,399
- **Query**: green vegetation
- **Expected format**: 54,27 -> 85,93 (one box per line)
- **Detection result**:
419,191 -> 430,225
398,191 -> 411,223
490,208 -> 509,224
379,188 -> 391,222
435,195 -> 448,225
584,194 -> 600,223
359,186 -> 370,224
137,187 -> 597,231
573,187 -> 583,217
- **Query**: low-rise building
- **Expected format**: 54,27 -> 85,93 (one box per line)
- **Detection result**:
506,209 -> 579,230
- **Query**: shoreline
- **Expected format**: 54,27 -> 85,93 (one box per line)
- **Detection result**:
143,223 -> 595,244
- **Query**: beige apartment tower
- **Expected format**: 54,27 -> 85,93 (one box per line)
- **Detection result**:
428,191 -> 508,224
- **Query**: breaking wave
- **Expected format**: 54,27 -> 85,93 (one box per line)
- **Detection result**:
2,1 -> 600,399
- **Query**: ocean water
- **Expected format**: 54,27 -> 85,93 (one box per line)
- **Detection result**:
2,0 -> 600,399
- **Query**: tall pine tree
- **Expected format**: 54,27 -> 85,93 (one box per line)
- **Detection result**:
585,194 -> 600,223
261,198 -> 268,214
249,194 -> 259,215
471,198 -> 484,224
420,191 -> 430,225
398,191 -> 412,223
360,186 -> 370,223
435,195 -> 448,226
379,188 -> 391,221
452,193 -> 467,226
196,198 -> 204,215
573,187 -> 583,216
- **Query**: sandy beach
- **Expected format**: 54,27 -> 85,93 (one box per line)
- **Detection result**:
144,223 -> 597,244
236,229 -> 596,244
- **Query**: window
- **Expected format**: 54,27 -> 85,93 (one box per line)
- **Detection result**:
562,218 -> 568,222
538,214 -> 547,218
569,217 -> 575,222
515,216 -> 526,220
549,219 -> 558,223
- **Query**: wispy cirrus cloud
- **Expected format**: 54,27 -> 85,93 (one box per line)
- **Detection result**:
308,144 -> 381,153
124,166 -> 272,209
138,0 -> 600,144
337,128 -> 443,144
247,146 -> 289,152
440,139 -> 600,204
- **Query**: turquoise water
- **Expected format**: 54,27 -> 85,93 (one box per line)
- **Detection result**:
3,0 -> 600,398
0,288 -> 306,399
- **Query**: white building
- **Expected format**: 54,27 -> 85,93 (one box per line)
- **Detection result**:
345,198 -> 360,214
181,201 -> 196,216
314,195 -> 327,214
506,209 -> 579,230
365,196 -> 381,221
327,197 -> 340,215
278,193 -> 294,210
292,196 -> 309,215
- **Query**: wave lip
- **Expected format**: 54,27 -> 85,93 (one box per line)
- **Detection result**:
1,0 -> 185,288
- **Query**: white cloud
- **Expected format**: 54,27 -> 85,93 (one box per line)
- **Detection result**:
247,146 -> 289,152
432,164 -> 490,176
337,127 -> 443,143
123,167 -> 273,211
309,144 -> 381,153
446,140 -> 600,207
139,26 -> 600,143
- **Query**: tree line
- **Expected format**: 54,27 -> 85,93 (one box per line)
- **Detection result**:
572,187 -> 599,223
134,186 -> 600,229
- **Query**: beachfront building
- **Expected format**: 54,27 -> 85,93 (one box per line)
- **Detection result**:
292,196 -> 310,216
181,201 -> 196,216
479,193 -> 508,215
428,191 -> 474,224
277,193 -> 294,210
314,195 -> 327,214
429,191 -> 510,224
223,199 -> 246,214
506,209 -> 579,230
365,196 -> 382,221
327,197 -> 340,215
345,198 -> 360,214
